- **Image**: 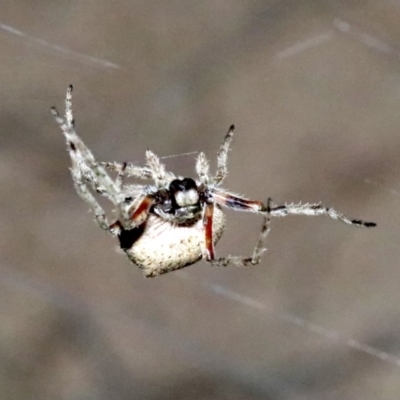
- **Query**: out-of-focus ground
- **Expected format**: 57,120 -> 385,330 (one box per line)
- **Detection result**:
1,1 -> 400,399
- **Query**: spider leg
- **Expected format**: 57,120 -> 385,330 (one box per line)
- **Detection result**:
115,162 -> 127,191
145,150 -> 170,189
51,85 -> 122,205
203,203 -> 215,260
211,188 -> 267,213
100,161 -> 153,180
269,202 -> 376,227
109,194 -> 155,233
196,152 -> 211,185
204,199 -> 272,268
212,188 -> 376,228
127,194 -> 155,228
69,159 -> 112,233
213,125 -> 235,185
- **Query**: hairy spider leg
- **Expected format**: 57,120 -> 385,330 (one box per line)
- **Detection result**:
213,125 -> 235,185
212,187 -> 376,228
250,202 -> 271,264
115,162 -> 127,191
70,159 -> 111,232
203,191 -> 271,267
51,86 -> 121,205
269,202 -> 376,227
196,152 -> 211,185
52,86 -> 139,234
49,123 -> 112,232
100,162 -> 153,180
109,161 -> 141,227
145,150 -> 169,188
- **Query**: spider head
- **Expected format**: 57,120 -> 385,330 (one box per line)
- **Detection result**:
169,178 -> 200,209
151,177 -> 203,222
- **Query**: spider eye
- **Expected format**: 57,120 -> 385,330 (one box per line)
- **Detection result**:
169,178 -> 199,207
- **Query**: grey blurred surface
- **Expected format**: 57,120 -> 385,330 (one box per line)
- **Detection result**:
1,1 -> 399,399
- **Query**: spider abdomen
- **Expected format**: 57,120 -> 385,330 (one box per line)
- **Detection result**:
123,206 -> 225,277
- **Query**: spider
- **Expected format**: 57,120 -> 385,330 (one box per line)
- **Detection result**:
51,85 -> 376,277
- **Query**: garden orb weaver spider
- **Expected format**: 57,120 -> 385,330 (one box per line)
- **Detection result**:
51,85 -> 376,277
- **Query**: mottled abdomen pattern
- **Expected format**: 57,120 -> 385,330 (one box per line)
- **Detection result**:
121,206 -> 225,277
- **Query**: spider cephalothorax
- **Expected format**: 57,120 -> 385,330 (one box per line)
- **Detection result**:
153,178 -> 203,221
52,86 -> 376,277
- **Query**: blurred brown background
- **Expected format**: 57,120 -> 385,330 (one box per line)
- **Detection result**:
1,1 -> 399,399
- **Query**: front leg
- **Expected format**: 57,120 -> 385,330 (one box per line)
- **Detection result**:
269,202 -> 376,227
51,85 -> 122,204
211,188 -> 267,213
212,188 -> 376,228
69,160 -> 113,234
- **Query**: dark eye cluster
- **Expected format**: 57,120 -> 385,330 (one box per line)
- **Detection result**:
168,178 -> 197,194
